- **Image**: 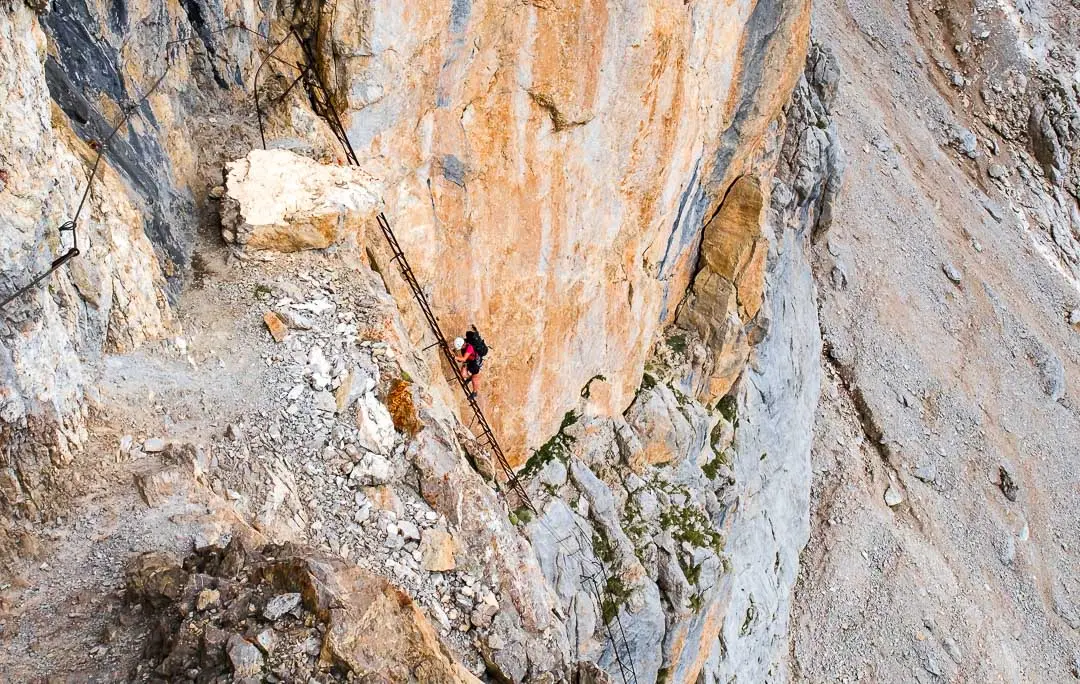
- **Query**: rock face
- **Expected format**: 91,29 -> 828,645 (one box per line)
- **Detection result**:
360,0 -> 812,461
676,175 -> 768,404
0,2 -> 175,547
697,43 -> 837,683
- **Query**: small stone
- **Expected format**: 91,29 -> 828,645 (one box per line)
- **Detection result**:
263,593 -> 303,621
419,528 -> 458,572
225,424 -> 242,442
998,465 -> 1019,502
884,485 -> 904,507
988,164 -> 1008,180
488,634 -> 505,650
196,588 -> 220,611
254,629 -> 278,655
923,654 -> 944,677
226,634 -> 263,678
913,463 -> 937,483
471,601 -> 498,628
142,438 -> 166,453
313,391 -> 337,413
209,185 -> 226,199
118,435 -> 134,461
538,459 -> 568,488
263,311 -> 289,342
1068,309 -> 1080,326
952,126 -> 978,158
398,520 -> 421,541
942,262 -> 963,284
301,634 -> 322,656
275,308 -> 313,330
365,485 -> 404,516
349,454 -> 392,486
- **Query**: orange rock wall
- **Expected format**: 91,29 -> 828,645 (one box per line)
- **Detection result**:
325,0 -> 810,462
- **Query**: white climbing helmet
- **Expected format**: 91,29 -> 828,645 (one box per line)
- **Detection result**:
454,337 -> 465,350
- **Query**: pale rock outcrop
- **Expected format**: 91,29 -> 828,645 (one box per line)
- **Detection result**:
523,402 -> 738,683
220,149 -> 381,252
624,382 -> 712,470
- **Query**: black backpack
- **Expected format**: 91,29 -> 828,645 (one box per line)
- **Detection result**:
465,325 -> 488,360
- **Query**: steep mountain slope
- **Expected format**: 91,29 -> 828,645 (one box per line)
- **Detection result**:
789,0 -> 1080,679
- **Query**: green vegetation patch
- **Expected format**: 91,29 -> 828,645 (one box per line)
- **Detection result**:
520,410 -> 578,480
601,575 -> 632,624
666,333 -> 687,354
716,395 -> 738,425
659,502 -> 725,557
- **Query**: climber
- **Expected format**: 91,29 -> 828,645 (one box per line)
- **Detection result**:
453,326 -> 487,399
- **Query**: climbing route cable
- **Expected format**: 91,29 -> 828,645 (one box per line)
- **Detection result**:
373,213 -> 639,684
0,22 -> 292,312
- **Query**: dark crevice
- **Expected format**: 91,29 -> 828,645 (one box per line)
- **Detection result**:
820,348 -> 894,469
177,0 -> 229,88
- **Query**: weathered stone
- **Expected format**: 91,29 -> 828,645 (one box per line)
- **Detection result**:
387,380 -> 423,437
349,454 -> 393,486
263,312 -> 289,342
355,393 -> 396,455
225,634 -> 263,678
133,467 -> 190,507
884,485 -> 905,507
143,438 -> 167,453
942,262 -> 963,284
221,149 -> 380,252
195,588 -> 220,611
625,384 -> 710,469
254,629 -> 278,655
262,593 -> 302,621
913,463 -> 938,483
364,486 -> 404,516
398,520 -> 421,541
126,552 -> 188,608
419,528 -> 458,572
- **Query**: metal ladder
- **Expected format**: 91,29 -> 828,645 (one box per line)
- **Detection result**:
374,213 -> 531,504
